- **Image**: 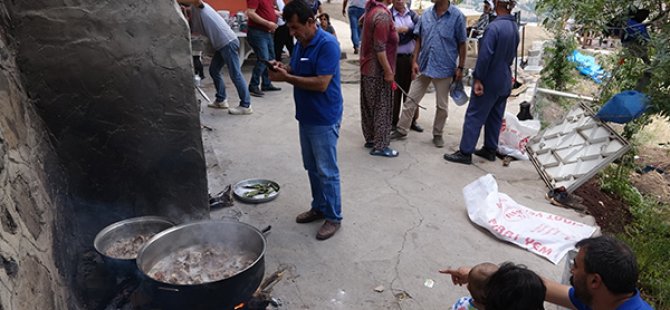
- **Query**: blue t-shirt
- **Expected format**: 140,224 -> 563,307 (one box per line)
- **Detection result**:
623,19 -> 650,43
569,287 -> 653,310
290,28 -> 343,126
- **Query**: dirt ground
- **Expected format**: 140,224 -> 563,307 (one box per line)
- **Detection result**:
573,179 -> 632,234
631,146 -> 670,204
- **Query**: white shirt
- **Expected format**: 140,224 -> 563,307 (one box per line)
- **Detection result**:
276,0 -> 286,26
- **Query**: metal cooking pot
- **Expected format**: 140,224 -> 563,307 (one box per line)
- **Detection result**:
136,220 -> 269,310
94,216 -> 175,276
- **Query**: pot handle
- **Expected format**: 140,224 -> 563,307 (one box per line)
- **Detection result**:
261,225 -> 272,235
158,287 -> 180,292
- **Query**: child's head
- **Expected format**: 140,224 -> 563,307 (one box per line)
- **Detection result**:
467,262 -> 499,308
319,13 -> 330,27
485,262 -> 546,310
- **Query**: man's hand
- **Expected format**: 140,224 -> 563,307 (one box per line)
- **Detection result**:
267,21 -> 278,32
454,68 -> 463,81
274,61 -> 289,71
474,79 -> 484,96
383,70 -> 394,83
268,64 -> 289,82
397,26 -> 409,34
411,62 -> 419,79
439,266 -> 471,286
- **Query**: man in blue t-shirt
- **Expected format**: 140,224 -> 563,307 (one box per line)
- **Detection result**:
545,236 -> 653,310
268,0 -> 343,241
444,236 -> 653,310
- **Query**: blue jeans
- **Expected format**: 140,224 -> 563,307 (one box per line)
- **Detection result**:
209,39 -> 250,107
299,123 -> 342,222
348,6 -> 364,49
246,27 -> 275,89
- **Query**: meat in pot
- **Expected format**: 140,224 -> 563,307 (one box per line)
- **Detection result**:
105,234 -> 155,259
148,245 -> 256,285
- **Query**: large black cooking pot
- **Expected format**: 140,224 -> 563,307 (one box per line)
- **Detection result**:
136,220 -> 268,310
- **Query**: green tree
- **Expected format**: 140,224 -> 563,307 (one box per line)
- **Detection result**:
536,0 -> 670,122
540,30 -> 577,91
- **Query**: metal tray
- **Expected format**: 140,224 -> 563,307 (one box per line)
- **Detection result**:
233,179 -> 280,203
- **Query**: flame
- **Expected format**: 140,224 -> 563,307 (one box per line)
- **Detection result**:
234,303 -> 245,310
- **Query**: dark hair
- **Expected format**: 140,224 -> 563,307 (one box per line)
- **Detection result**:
576,236 -> 638,294
283,0 -> 315,24
319,13 -> 330,22
485,263 -> 546,310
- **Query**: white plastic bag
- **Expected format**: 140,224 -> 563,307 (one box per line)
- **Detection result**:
464,174 -> 596,264
497,112 -> 540,160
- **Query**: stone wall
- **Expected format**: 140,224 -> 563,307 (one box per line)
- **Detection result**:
0,2 -> 70,309
2,0 -> 209,308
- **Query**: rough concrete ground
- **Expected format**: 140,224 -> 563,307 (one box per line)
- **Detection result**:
200,14 -> 595,310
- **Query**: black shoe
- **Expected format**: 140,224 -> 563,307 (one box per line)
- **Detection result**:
443,151 -> 472,165
353,47 -> 359,55
410,123 -> 424,132
249,87 -> 264,97
389,130 -> 407,140
261,85 -> 281,91
474,148 -> 496,161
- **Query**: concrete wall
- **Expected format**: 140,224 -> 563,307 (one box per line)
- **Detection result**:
2,0 -> 209,308
0,3 -> 70,309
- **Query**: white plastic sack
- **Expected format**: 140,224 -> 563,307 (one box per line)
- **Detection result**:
464,174 -> 596,264
497,112 -> 540,160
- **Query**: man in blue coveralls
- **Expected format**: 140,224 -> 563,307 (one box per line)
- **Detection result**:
268,0 -> 344,240
443,0 -> 519,165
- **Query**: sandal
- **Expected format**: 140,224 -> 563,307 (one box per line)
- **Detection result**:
370,147 -> 399,158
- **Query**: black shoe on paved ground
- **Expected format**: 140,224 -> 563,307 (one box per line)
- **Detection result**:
249,87 -> 264,97
296,209 -> 325,223
261,85 -> 281,91
474,148 -> 496,161
443,151 -> 472,165
410,123 -> 424,132
316,220 -> 341,240
389,130 -> 407,140
433,135 -> 445,148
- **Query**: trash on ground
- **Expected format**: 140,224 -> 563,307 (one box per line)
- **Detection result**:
394,290 -> 412,301
502,156 -> 515,167
568,50 -> 607,83
497,112 -> 540,160
373,285 -> 385,293
423,279 -> 434,288
209,184 -> 234,208
636,165 -> 665,175
546,187 -> 586,212
464,174 -> 597,264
